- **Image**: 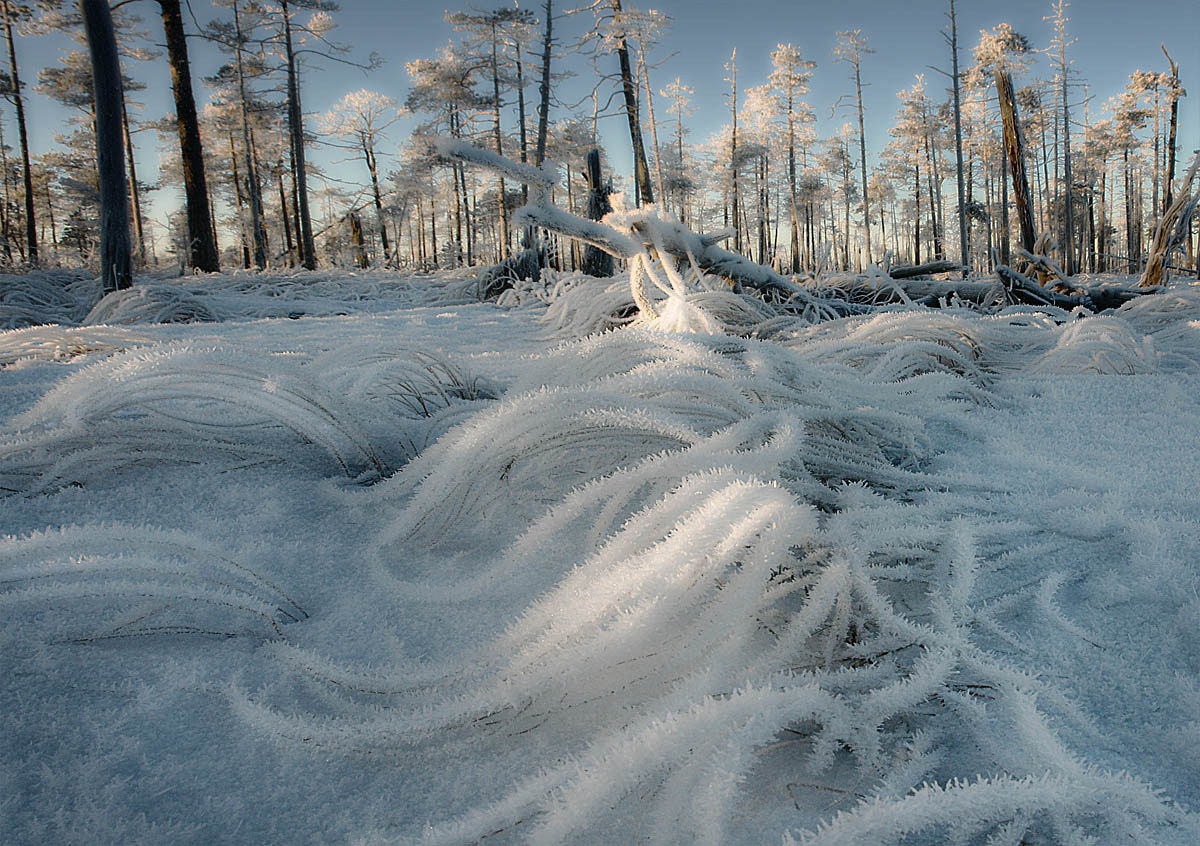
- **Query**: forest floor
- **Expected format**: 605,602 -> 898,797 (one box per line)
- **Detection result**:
0,267 -> 1198,845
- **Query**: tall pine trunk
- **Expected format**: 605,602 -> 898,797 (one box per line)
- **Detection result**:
489,22 -> 509,260
2,0 -> 35,265
949,0 -> 967,274
364,141 -> 389,264
233,0 -> 267,269
158,0 -> 218,271
534,0 -> 552,167
610,0 -> 653,205
81,0 -> 131,292
281,0 -> 316,268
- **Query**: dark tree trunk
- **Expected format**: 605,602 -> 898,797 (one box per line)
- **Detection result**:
364,142 -> 389,264
609,0 -> 653,205
2,0 -> 35,265
730,50 -> 739,254
914,162 -> 921,264
158,0 -> 219,271
488,23 -> 509,260
349,212 -> 367,268
581,148 -> 613,277
949,0 -> 968,275
281,0 -> 316,269
81,0 -> 131,292
534,0 -> 552,167
278,170 -> 294,266
229,134 -> 250,268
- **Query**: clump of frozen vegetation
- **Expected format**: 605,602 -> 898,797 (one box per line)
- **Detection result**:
0,267 -> 489,330
0,269 -> 101,328
0,524 -> 307,641
234,324 -> 1192,844
0,340 -> 497,495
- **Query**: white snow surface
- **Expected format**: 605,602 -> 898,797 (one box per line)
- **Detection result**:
1,269 -> 1199,845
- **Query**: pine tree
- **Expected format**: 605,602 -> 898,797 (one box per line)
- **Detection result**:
769,43 -> 815,273
321,90 -> 400,266
975,23 -> 1037,259
834,30 -> 874,265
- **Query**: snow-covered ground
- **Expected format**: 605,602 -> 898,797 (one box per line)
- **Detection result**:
1,268 -> 1198,845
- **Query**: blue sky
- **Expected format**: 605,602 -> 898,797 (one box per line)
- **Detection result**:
15,0 -> 1200,229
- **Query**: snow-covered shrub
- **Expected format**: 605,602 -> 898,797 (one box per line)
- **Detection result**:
0,324 -> 154,366
1032,314 -> 1158,375
84,285 -> 223,325
1116,284 -> 1200,371
0,269 -> 101,328
0,340 -> 497,495
541,271 -> 640,338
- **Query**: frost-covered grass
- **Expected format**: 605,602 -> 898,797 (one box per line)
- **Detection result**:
1,268 -> 1199,845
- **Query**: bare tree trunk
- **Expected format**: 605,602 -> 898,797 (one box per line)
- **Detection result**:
729,49 -> 739,254
281,0 -> 316,268
233,0 -> 267,269
1000,148 -> 1010,264
949,0 -> 967,275
914,162 -> 921,264
229,134 -> 250,268
488,22 -> 509,260
581,148 -> 613,277
995,69 -> 1036,255
636,39 -> 665,210
2,0 -> 36,265
1061,72 -> 1074,275
364,141 -> 390,263
120,95 -> 146,265
609,0 -> 653,205
534,0 -> 552,167
852,52 -> 871,264
158,0 -> 218,271
1162,46 -> 1180,214
278,170 -> 294,266
349,212 -> 367,268
81,0 -> 131,292
44,179 -> 56,249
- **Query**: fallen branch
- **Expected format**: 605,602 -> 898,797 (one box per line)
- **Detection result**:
887,259 -> 965,280
435,138 -> 807,303
996,264 -> 1157,311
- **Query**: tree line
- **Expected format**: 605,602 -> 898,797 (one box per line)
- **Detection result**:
9,0 -> 1199,284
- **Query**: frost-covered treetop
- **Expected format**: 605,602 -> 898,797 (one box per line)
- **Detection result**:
973,23 -> 1032,75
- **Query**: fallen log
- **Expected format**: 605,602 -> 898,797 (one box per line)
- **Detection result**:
996,264 -> 1158,311
887,259 -> 965,280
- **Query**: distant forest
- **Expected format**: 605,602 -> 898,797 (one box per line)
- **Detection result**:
2,0 -> 1196,284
